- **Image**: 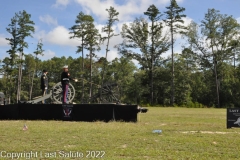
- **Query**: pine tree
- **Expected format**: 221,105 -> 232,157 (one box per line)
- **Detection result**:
118,5 -> 170,105
164,0 -> 186,106
69,12 -> 94,103
100,6 -> 119,101
6,10 -> 35,102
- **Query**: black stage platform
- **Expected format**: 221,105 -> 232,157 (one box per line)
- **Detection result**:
0,103 -> 147,122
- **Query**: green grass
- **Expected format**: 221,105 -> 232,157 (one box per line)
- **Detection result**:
0,107 -> 239,160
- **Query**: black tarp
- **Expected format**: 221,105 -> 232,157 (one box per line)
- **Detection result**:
0,103 -> 140,122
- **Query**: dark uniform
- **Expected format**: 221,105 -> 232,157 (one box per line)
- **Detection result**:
40,70 -> 48,104
61,70 -> 73,104
0,92 -> 5,105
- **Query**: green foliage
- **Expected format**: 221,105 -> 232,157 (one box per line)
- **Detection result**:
1,6 -> 240,108
184,8 -> 240,108
164,0 -> 186,32
102,6 -> 119,41
4,10 -> 35,102
69,12 -> 94,54
118,5 -> 170,105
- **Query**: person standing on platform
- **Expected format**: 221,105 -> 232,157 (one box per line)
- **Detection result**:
61,65 -> 77,104
40,69 -> 48,104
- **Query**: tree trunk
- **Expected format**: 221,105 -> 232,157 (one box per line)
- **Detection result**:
100,32 -> 110,102
233,48 -> 236,69
9,75 -> 13,104
213,57 -> 220,108
89,50 -> 93,100
170,25 -> 175,106
81,38 -> 84,103
28,72 -> 31,100
17,66 -> 20,102
150,21 -> 154,105
150,63 -> 153,105
29,69 -> 35,100
17,53 -> 23,102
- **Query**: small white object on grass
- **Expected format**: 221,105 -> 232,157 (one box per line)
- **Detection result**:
152,130 -> 162,134
23,124 -> 28,131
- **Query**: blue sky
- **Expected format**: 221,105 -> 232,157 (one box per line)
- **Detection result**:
0,0 -> 240,63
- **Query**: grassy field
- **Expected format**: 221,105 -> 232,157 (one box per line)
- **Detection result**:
0,107 -> 239,160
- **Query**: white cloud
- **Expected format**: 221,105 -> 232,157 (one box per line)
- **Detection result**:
74,0 -> 178,22
182,17 -> 193,26
53,0 -> 71,8
95,23 -> 122,48
71,0 -> 189,55
93,22 -> 123,61
106,50 -> 120,61
174,16 -> 193,39
160,16 -> 193,58
37,23 -> 121,49
94,15 -> 191,61
36,26 -> 79,46
237,17 -> 240,23
41,50 -> 56,60
131,59 -> 139,67
0,35 -> 8,46
74,0 -> 115,21
39,15 -> 58,26
37,0 -> 187,63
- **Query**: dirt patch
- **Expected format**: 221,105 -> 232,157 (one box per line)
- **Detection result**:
181,131 -> 237,134
121,144 -> 127,148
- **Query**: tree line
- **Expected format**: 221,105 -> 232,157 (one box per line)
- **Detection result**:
1,0 -> 240,107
